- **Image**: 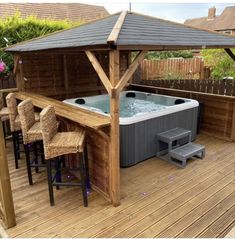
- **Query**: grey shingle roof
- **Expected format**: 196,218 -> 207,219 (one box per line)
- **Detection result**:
117,13 -> 235,47
5,11 -> 235,52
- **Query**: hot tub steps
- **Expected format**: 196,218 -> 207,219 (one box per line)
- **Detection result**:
169,143 -> 205,168
156,128 -> 205,168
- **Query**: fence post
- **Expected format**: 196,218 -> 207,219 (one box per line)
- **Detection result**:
230,101 -> 235,141
0,123 -> 16,228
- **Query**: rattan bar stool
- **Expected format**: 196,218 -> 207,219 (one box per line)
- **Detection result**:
40,105 -> 89,207
6,93 -> 40,169
18,99 -> 45,185
6,93 -> 23,169
0,92 -> 10,144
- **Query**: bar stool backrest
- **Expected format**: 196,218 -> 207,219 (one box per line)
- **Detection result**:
6,93 -> 18,132
18,99 -> 36,144
40,105 -> 58,159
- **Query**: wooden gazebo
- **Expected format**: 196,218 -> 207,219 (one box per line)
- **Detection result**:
4,10 -> 235,209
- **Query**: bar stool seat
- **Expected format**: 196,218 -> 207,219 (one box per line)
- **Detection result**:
27,121 -> 42,142
0,114 -> 9,122
0,107 -> 9,117
47,131 -> 85,159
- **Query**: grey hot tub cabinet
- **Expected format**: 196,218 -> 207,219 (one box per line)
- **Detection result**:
120,107 -> 198,167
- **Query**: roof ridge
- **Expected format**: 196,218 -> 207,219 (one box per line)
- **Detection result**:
107,10 -> 127,45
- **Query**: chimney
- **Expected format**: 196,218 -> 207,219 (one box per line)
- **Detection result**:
208,7 -> 216,20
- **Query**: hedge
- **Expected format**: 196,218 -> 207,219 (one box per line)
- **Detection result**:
0,13 -> 82,75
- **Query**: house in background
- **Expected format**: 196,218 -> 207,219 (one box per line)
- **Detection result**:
185,6 -> 235,36
0,2 -> 109,22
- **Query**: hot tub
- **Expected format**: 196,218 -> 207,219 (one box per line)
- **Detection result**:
63,91 -> 199,167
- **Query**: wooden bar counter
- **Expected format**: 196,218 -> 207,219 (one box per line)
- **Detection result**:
15,92 -> 112,202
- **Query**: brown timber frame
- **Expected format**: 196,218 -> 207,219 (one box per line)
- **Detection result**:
0,90 -> 16,228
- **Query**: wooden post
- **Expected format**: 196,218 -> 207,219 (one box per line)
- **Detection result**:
63,55 -> 69,98
0,123 -> 16,228
224,48 -> 235,62
199,59 -> 205,80
109,50 -> 120,206
230,101 -> 235,141
13,54 -> 24,91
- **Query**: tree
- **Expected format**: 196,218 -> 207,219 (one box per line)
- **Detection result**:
201,49 -> 235,79
145,50 -> 193,60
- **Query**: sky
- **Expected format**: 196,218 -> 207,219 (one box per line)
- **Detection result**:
0,0 -> 235,23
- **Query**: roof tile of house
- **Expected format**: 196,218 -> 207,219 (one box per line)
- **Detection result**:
0,3 -> 109,22
185,6 -> 235,31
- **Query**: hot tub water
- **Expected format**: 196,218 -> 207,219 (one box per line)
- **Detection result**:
85,97 -> 167,118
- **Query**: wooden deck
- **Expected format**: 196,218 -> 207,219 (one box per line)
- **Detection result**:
2,133 -> 235,238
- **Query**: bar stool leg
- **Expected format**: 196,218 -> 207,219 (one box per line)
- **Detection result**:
40,141 -> 45,164
84,145 -> 91,189
2,122 -> 6,146
78,152 -> 88,207
33,142 -> 39,173
55,157 -> 62,190
46,159 -> 55,206
12,132 -> 18,169
16,131 -> 21,160
24,144 -> 33,185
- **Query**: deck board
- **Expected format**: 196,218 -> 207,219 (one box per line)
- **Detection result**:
198,206 -> 235,238
3,134 -> 235,238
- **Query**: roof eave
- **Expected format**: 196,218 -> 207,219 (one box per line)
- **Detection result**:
5,44 -> 111,54
117,44 -> 235,51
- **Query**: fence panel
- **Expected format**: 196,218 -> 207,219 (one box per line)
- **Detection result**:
0,74 -> 16,90
140,58 -> 207,80
133,77 -> 235,97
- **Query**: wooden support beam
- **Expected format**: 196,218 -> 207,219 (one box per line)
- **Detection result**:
63,55 -> 69,98
85,51 -> 112,95
0,123 -> 16,228
224,48 -> 235,61
13,55 -> 20,74
115,50 -> 147,93
13,54 -> 25,91
107,11 -> 127,45
109,50 -> 120,206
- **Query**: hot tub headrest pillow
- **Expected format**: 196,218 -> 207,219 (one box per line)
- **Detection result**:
175,99 -> 185,105
126,92 -> 136,98
75,98 -> 86,104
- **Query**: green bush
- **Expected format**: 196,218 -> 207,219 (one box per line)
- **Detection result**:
145,50 -> 193,60
202,49 -> 235,79
0,13 -> 82,75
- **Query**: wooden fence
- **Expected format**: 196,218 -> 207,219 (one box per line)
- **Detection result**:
133,79 -> 235,96
0,74 -> 16,90
131,83 -> 235,142
138,58 -> 210,80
